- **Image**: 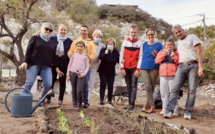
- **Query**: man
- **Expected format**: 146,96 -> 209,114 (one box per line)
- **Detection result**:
67,25 -> 96,108
163,24 -> 204,120
119,25 -> 142,112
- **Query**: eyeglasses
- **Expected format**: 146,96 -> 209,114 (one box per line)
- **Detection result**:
147,34 -> 154,36
45,28 -> 53,32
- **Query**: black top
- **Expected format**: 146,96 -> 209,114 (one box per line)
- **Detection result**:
97,48 -> 119,75
50,36 -> 73,67
24,36 -> 57,68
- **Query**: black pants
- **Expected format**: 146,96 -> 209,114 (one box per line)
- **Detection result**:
125,68 -> 138,106
47,66 -> 67,101
99,73 -> 115,102
70,72 -> 85,106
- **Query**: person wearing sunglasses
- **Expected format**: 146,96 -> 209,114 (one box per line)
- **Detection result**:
19,23 -> 57,101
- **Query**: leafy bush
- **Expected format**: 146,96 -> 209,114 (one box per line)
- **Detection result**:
203,41 -> 215,79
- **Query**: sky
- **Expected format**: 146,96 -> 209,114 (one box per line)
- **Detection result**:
96,0 -> 215,29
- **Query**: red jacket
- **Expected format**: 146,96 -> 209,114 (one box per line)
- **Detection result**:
155,49 -> 179,77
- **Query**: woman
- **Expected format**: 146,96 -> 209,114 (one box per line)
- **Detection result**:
140,29 -> 163,113
88,29 -> 105,97
45,24 -> 73,106
19,23 -> 56,100
97,38 -> 119,105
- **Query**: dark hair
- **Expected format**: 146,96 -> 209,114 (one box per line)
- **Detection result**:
76,41 -> 85,47
81,25 -> 88,29
146,28 -> 156,35
165,39 -> 175,47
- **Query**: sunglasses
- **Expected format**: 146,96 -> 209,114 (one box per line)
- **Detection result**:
147,34 -> 154,36
45,28 -> 53,32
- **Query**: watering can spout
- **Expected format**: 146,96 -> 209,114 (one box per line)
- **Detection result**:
31,90 -> 54,114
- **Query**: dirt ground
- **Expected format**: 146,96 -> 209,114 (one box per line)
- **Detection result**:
0,79 -> 215,134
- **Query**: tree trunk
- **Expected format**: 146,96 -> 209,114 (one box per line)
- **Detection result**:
16,69 -> 26,86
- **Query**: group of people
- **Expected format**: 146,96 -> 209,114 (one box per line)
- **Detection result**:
19,22 -> 204,120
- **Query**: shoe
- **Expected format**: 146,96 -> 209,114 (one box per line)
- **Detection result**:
83,103 -> 90,108
184,111 -> 191,120
127,105 -> 134,113
72,105 -> 79,109
58,100 -> 63,106
173,111 -> 179,117
141,105 -> 148,112
44,99 -> 51,104
100,101 -> 105,105
163,110 -> 173,118
159,110 -> 166,115
146,106 -> 156,114
79,104 -> 83,109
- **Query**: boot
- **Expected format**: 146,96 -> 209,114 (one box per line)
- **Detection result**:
141,105 -> 148,112
146,106 -> 156,114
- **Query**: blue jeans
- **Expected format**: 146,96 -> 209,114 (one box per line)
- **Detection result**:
83,68 -> 90,104
167,63 -> 199,112
23,65 -> 52,99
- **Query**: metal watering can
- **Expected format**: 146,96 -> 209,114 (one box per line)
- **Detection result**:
5,87 -> 53,117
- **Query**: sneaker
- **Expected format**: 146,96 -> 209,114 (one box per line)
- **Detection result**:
184,111 -> 191,120
58,100 -> 63,106
173,111 -> 179,117
72,105 -> 79,109
44,99 -> 51,104
127,105 -> 134,113
83,103 -> 90,108
159,110 -> 166,115
163,110 -> 173,118
79,104 -> 83,109
100,101 -> 105,105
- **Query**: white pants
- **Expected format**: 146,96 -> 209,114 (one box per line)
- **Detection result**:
160,77 -> 178,112
88,68 -> 97,97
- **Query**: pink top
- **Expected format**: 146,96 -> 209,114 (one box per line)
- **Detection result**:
66,53 -> 89,76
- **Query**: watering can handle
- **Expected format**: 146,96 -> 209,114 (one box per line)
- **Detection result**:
4,87 -> 32,113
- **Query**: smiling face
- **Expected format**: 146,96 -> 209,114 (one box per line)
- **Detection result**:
129,28 -> 138,39
165,41 -> 175,51
173,27 -> 186,40
80,27 -> 88,39
76,43 -> 85,53
43,27 -> 53,36
58,25 -> 67,37
146,30 -> 155,42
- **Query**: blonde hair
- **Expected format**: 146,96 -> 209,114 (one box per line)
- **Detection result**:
92,29 -> 103,38
106,38 -> 116,47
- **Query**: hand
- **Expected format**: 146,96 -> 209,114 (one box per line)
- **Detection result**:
18,62 -> 27,70
121,70 -> 126,76
134,70 -> 140,78
32,33 -> 40,37
198,67 -> 205,78
162,51 -> 167,55
105,49 -> 109,54
78,74 -> 84,78
56,68 -> 64,77
121,59 -> 125,64
69,53 -> 73,58
170,52 -> 176,57
66,75 -> 70,80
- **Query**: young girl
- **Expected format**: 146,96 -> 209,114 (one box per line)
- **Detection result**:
155,39 -> 179,116
67,41 -> 89,109
97,38 -> 119,106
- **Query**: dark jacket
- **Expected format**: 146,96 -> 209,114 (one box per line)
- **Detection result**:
97,48 -> 119,76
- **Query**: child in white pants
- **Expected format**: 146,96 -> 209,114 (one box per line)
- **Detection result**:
155,39 -> 179,116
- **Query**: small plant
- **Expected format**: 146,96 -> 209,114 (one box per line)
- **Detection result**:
80,110 -> 99,134
56,108 -> 76,134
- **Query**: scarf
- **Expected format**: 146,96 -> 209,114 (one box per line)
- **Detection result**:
56,34 -> 67,57
41,34 -> 50,41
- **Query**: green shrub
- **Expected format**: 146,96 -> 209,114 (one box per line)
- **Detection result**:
203,41 -> 215,79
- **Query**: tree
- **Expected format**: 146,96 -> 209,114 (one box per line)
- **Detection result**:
0,0 -> 45,85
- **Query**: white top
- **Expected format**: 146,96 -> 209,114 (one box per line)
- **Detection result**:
176,34 -> 201,63
91,43 -> 105,69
